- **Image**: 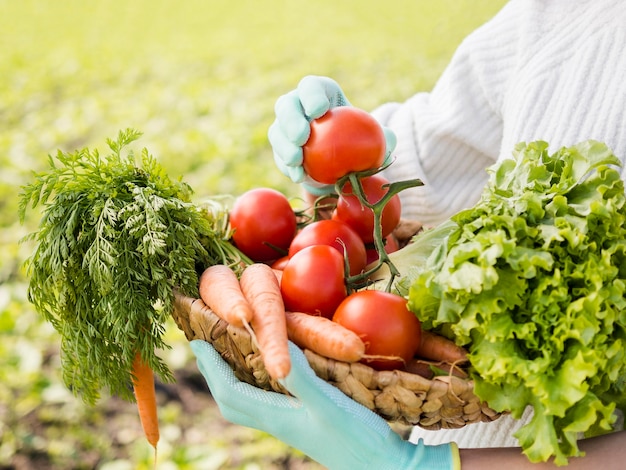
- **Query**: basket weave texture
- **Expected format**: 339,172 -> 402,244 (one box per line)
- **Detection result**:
172,290 -> 502,430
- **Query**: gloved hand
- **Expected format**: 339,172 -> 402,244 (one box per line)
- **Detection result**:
268,75 -> 397,196
190,339 -> 460,470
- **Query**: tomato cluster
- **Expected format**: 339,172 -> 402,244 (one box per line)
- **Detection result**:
229,106 -> 424,371
229,185 -> 392,316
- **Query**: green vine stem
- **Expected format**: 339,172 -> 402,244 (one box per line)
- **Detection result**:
336,170 -> 423,293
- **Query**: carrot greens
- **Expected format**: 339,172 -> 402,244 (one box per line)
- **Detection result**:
18,129 -> 245,405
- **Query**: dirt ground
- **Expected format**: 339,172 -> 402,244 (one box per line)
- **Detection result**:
1,354 -> 325,470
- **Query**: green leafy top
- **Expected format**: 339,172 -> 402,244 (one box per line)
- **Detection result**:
18,129 -> 246,405
404,141 -> 626,465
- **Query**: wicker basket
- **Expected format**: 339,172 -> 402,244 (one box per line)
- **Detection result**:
172,289 -> 502,430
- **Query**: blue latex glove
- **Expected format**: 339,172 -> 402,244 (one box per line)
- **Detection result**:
190,339 -> 460,470
267,75 -> 397,196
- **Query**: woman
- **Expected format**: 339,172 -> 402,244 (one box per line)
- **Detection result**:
192,0 -> 626,467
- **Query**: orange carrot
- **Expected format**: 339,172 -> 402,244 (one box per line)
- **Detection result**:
416,330 -> 468,364
285,310 -> 366,363
198,264 -> 254,328
240,263 -> 291,380
132,352 -> 159,450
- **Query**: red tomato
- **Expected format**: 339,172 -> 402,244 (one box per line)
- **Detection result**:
281,245 -> 347,318
270,255 -> 290,270
332,290 -> 421,370
334,174 -> 401,244
288,219 -> 367,276
302,107 -> 386,184
365,235 -> 400,266
229,188 -> 297,262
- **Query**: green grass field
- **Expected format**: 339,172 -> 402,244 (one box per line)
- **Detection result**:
0,1 -> 506,468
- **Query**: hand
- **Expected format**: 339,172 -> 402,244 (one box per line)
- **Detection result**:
268,75 -> 397,196
190,339 -> 459,470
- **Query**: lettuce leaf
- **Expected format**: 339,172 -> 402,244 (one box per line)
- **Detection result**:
406,141 -> 626,465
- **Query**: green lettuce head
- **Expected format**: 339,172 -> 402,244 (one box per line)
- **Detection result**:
409,140 -> 626,465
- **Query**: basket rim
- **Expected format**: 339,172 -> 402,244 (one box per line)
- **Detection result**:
171,290 -> 503,429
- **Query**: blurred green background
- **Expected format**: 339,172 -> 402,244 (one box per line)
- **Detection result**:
0,1 -> 506,468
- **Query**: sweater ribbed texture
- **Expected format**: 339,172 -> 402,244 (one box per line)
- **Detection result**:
375,0 -> 626,226
409,407 -> 534,449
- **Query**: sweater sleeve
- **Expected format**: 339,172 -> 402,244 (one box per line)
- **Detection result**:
374,0 -> 626,225
372,0 -> 523,225
380,0 -> 626,450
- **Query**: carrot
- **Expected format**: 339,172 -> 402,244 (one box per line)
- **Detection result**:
132,352 -> 159,451
285,310 -> 366,363
404,358 -> 435,379
405,358 -> 468,379
198,264 -> 254,328
239,263 -> 291,380
415,330 -> 468,364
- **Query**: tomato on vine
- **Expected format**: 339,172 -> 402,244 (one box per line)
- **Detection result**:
288,219 -> 367,276
334,174 -> 401,244
302,107 -> 386,184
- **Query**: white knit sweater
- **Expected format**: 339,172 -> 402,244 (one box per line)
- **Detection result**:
376,0 -> 626,227
372,0 -> 626,448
